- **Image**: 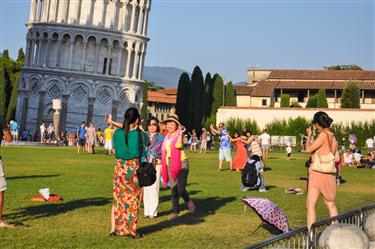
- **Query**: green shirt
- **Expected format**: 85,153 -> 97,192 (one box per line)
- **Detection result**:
113,129 -> 148,160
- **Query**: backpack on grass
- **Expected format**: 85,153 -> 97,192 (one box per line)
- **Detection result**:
242,161 -> 258,188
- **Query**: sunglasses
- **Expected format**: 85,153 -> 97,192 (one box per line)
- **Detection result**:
149,123 -> 158,126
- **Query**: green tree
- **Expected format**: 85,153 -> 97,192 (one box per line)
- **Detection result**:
306,95 -> 317,108
0,58 -> 5,115
207,74 -> 224,126
224,81 -> 236,106
341,80 -> 360,109
290,102 -> 302,108
140,81 -> 149,129
2,49 -> 9,60
316,89 -> 328,108
280,94 -> 290,107
324,65 -> 363,70
202,72 -> 212,126
188,66 -> 204,132
16,48 -> 25,62
175,73 -> 191,128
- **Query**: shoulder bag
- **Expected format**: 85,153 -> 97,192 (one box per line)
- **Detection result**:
136,130 -> 156,187
311,132 -> 337,174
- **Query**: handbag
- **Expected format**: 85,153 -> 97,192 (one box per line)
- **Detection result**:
136,130 -> 156,187
311,132 -> 337,174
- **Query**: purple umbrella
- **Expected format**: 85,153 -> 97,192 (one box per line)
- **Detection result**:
349,134 -> 357,144
242,197 -> 289,233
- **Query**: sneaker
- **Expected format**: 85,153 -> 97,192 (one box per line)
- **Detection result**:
188,200 -> 196,212
259,188 -> 268,192
241,186 -> 249,192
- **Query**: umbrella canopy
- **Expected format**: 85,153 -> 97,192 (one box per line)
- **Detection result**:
242,197 -> 289,233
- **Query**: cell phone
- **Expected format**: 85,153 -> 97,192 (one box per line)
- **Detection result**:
105,113 -> 112,121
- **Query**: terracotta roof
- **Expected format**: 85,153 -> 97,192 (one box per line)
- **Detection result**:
159,88 -> 177,95
234,85 -> 254,95
249,80 -> 375,97
148,91 -> 176,104
268,70 -> 375,80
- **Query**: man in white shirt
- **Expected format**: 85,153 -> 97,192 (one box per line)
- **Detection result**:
259,129 -> 271,160
39,123 -> 46,142
365,138 -> 374,151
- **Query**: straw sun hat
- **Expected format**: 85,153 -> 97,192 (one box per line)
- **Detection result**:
161,114 -> 182,127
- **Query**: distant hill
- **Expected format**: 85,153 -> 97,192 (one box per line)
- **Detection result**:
143,66 -> 191,89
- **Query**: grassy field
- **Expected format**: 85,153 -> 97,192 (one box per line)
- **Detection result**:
0,146 -> 374,249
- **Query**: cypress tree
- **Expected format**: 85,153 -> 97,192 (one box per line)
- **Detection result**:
2,50 -> 9,60
140,81 -> 149,129
202,72 -> 212,126
6,50 -> 24,121
316,89 -> 328,108
280,94 -> 290,107
207,74 -> 224,126
188,66 -> 204,133
0,58 -> 5,115
224,81 -> 236,106
306,95 -> 317,108
341,80 -> 360,109
175,73 -> 191,128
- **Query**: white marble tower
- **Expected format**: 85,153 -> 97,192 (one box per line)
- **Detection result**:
17,0 -> 151,133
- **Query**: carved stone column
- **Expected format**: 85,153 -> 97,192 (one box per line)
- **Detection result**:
30,38 -> 37,66
138,44 -> 146,80
55,37 -> 63,68
137,0 -> 145,34
114,1 -> 122,30
87,97 -> 96,123
129,0 -> 138,33
60,94 -> 70,132
54,0 -> 60,22
25,38 -> 32,66
125,41 -> 133,79
29,0 -> 37,23
131,43 -> 140,80
87,0 -> 96,26
76,0 -> 83,24
105,45 -> 113,75
93,41 -> 101,73
68,40 -> 75,69
142,0 -> 150,35
81,40 -> 88,71
121,0 -> 130,31
35,37 -> 43,66
111,100 -> 120,121
101,0 -> 109,28
36,90 -> 47,133
18,90 -> 29,133
116,45 -> 124,76
44,37 -> 52,67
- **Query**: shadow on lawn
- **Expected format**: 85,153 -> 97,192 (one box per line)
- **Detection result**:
139,196 -> 236,235
7,174 -> 60,180
5,197 -> 111,222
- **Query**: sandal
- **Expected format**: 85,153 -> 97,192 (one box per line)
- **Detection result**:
168,214 -> 179,222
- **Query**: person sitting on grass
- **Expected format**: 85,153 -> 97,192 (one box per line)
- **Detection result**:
342,149 -> 353,167
241,155 -> 267,192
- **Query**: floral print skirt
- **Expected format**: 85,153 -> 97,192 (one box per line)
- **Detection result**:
113,159 -> 142,237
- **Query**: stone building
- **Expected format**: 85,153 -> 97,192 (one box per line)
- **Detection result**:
147,89 -> 176,122
16,0 -> 152,133
235,69 -> 375,109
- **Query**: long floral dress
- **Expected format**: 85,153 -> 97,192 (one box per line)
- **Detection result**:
112,159 -> 142,237
232,140 -> 248,170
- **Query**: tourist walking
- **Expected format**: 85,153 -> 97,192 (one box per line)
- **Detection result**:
0,113 -> 13,228
230,131 -> 247,171
210,123 -> 233,171
259,129 -> 271,159
305,111 -> 339,230
143,117 -> 164,219
110,108 -> 148,238
189,129 -> 198,152
86,122 -> 97,154
199,128 -> 208,154
161,114 -> 195,221
40,123 -> 46,142
76,122 -> 87,155
104,124 -> 114,155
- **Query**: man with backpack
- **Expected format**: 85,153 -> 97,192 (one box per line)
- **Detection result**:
241,155 -> 267,192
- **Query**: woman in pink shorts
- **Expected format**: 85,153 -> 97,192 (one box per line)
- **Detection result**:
305,111 -> 340,230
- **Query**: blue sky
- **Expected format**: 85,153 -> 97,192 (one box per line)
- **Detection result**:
0,0 -> 374,82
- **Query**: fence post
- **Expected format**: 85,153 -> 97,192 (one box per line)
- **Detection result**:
359,208 -> 364,229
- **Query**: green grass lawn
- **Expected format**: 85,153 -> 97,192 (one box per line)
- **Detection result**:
0,146 -> 374,249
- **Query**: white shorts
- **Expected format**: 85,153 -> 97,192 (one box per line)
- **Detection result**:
261,144 -> 270,150
104,140 -> 113,150
219,148 -> 232,161
0,160 -> 7,192
11,131 -> 18,136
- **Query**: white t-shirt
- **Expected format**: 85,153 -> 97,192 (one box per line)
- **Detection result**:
259,133 -> 271,145
343,153 -> 353,163
286,146 -> 292,154
366,138 -> 374,148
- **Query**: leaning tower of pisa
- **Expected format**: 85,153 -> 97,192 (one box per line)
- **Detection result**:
16,0 -> 151,133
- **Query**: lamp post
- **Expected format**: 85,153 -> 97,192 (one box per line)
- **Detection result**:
52,99 -> 62,138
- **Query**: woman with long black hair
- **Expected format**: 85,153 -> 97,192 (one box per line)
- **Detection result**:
110,107 -> 148,238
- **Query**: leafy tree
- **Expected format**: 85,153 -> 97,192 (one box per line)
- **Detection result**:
224,81 -> 236,106
341,80 -> 360,109
147,82 -> 165,91
188,66 -> 204,133
316,89 -> 328,108
202,72 -> 212,126
140,81 -> 149,129
324,65 -> 363,70
175,73 -> 191,128
2,50 -> 9,60
280,94 -> 290,107
0,58 -> 5,115
206,74 -> 224,126
306,95 -> 317,108
290,102 -> 302,108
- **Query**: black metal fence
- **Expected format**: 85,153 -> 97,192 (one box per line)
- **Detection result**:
245,204 -> 375,249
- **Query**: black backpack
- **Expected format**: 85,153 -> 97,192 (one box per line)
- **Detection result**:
136,130 -> 156,187
242,161 -> 258,187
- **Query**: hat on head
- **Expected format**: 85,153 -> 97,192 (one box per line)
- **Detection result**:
161,114 -> 182,127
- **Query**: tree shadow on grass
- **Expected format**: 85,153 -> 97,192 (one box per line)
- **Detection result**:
158,190 -> 202,204
5,197 -> 111,222
139,196 -> 236,235
7,174 -> 60,180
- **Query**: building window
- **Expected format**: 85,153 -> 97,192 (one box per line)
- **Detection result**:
102,58 -> 112,74
161,114 -> 164,121
262,99 -> 267,106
